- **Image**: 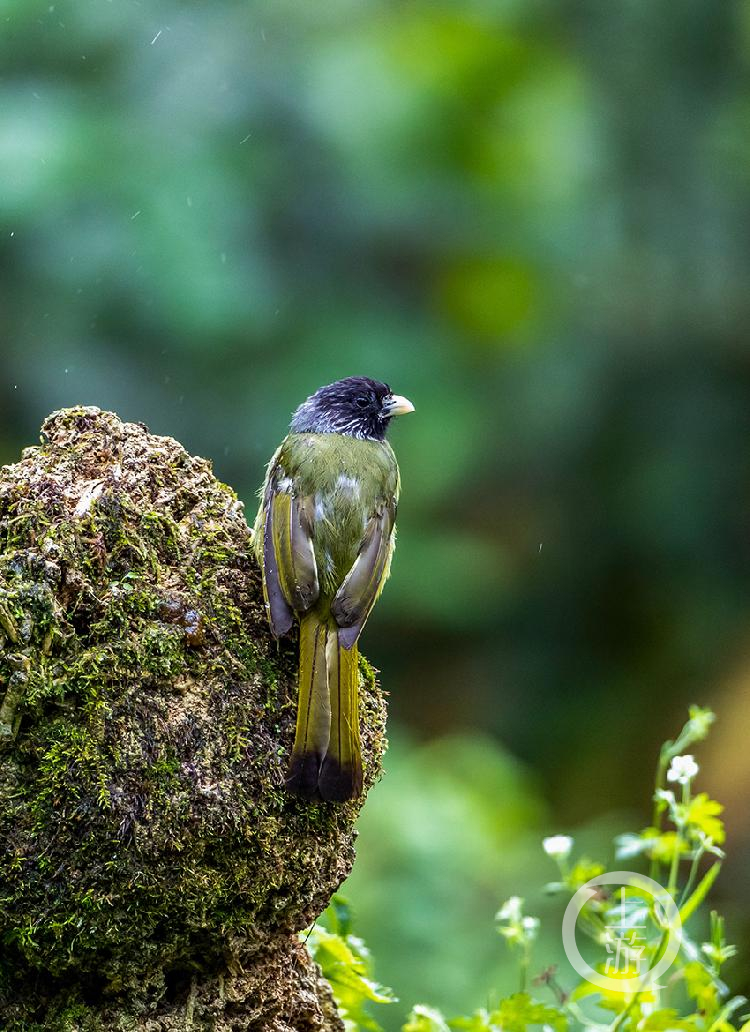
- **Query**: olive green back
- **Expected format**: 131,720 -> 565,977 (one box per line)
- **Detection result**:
260,432 -> 399,604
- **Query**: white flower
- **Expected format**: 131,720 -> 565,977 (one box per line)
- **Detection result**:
496,896 -> 522,923
667,754 -> 699,785
654,788 -> 676,805
522,915 -> 540,939
615,833 -> 650,860
543,835 -> 573,860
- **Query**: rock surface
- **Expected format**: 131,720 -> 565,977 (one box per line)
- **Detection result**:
0,407 -> 386,1029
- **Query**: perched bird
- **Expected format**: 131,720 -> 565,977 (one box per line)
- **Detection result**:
253,377 -> 414,802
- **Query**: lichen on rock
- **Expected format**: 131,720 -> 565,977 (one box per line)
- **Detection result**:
0,407 -> 386,1030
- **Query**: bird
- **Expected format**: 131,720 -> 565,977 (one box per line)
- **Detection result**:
253,377 -> 414,802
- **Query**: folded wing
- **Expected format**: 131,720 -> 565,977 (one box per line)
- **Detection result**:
330,498 -> 396,650
261,469 -> 319,636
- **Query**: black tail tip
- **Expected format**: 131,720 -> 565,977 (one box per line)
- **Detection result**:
286,752 -> 363,803
318,756 -> 363,802
286,752 -> 323,799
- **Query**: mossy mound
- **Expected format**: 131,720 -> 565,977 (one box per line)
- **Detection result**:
0,407 -> 385,1028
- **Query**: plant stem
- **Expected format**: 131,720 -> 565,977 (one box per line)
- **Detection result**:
678,845 -> 705,907
519,945 -> 529,993
649,751 -> 669,881
609,927 -> 669,1032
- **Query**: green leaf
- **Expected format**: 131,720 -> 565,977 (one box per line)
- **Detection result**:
680,863 -> 722,923
638,1008 -> 699,1030
565,857 -> 606,890
403,1005 -> 452,1032
449,1010 -> 494,1031
488,992 -> 567,1031
323,893 -> 354,937
307,925 -> 396,1031
683,794 -> 725,845
682,961 -> 720,1015
636,827 -> 687,863
707,996 -> 749,1032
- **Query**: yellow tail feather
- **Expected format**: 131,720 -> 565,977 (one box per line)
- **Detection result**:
287,613 -> 362,801
319,634 -> 363,801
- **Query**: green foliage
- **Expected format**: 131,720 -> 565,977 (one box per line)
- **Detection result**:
339,732 -> 551,1019
307,896 -> 396,1031
310,708 -> 747,1032
402,1006 -> 452,1032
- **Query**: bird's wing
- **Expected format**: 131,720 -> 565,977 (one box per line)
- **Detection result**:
330,496 -> 396,649
261,461 -> 320,636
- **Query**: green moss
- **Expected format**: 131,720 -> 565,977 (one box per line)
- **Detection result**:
0,407 -> 385,1028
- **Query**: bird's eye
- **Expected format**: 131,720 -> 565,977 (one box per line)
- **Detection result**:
354,394 -> 370,409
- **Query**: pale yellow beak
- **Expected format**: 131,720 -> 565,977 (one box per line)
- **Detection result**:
384,393 -> 415,416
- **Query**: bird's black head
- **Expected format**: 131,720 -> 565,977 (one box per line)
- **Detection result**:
290,377 -> 414,440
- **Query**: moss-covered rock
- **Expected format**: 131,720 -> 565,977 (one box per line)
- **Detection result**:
0,407 -> 386,1029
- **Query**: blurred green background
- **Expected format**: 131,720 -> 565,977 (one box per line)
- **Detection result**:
2,0 -> 750,1022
